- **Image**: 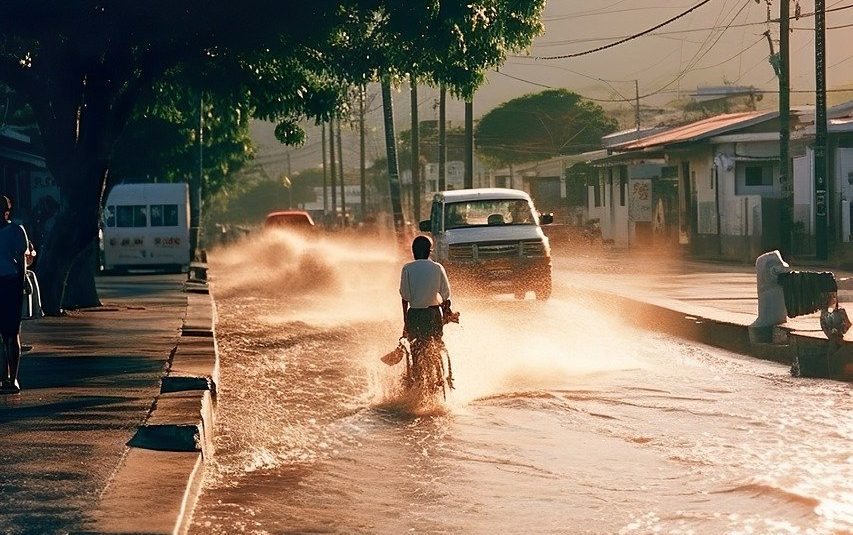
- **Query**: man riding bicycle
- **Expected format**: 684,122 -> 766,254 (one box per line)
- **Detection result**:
399,236 -> 454,372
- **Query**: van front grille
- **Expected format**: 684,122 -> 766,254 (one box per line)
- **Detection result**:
448,244 -> 475,261
477,242 -> 520,259
521,240 -> 547,257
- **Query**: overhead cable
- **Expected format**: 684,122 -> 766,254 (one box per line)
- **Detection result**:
525,0 -> 717,60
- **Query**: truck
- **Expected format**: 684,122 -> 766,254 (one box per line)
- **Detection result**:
101,183 -> 191,273
418,188 -> 553,300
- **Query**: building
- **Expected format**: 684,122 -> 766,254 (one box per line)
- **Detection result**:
610,111 -> 799,260
0,126 -> 57,249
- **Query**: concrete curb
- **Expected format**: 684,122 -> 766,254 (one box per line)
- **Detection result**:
571,284 -> 853,381
90,278 -> 218,534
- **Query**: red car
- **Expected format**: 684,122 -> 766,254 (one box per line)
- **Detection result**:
264,210 -> 316,229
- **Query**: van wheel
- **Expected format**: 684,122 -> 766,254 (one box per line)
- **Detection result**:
534,279 -> 551,301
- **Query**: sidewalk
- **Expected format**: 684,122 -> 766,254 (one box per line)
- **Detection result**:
0,274 -> 211,534
557,252 -> 853,381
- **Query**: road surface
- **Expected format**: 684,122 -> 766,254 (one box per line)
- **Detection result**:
192,231 -> 851,534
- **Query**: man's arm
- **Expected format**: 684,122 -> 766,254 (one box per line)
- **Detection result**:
400,266 -> 410,336
401,299 -> 409,337
438,264 -> 451,303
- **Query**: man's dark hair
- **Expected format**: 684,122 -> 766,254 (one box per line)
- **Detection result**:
412,235 -> 432,259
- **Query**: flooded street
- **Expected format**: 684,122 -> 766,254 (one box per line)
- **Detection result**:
191,231 -> 851,535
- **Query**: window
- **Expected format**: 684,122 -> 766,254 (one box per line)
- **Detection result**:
105,206 -> 115,227
116,205 -> 147,227
150,204 -> 179,227
744,165 -> 772,186
444,199 -> 535,229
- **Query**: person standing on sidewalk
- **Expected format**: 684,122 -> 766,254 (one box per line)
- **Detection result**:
0,195 -> 29,394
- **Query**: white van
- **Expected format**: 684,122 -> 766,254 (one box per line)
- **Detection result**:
418,188 -> 553,300
102,183 -> 191,272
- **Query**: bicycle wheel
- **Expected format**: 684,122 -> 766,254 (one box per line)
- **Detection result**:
410,338 -> 446,399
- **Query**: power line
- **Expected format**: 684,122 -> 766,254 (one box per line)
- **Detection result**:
492,70 -> 553,89
525,0 -> 718,60
527,2 -> 853,53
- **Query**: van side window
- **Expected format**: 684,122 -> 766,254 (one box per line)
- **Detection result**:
116,205 -> 148,227
150,204 -> 179,227
105,206 -> 115,227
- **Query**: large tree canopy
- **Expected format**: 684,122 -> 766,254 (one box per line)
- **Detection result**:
0,0 -> 545,313
475,89 -> 618,167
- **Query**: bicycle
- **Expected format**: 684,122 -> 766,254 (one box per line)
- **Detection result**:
402,337 -> 454,401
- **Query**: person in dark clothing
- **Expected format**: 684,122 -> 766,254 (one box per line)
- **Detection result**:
0,195 -> 29,394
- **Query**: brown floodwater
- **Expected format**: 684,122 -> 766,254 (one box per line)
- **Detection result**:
191,230 -> 852,534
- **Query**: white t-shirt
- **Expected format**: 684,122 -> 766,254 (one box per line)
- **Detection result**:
0,221 -> 27,278
399,259 -> 451,309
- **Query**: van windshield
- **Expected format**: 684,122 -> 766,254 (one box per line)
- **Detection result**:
444,199 -> 536,230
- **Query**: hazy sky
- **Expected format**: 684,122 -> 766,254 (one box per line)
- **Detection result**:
251,0 -> 853,175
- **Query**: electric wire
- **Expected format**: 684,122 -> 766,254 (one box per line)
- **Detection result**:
525,0 -> 718,60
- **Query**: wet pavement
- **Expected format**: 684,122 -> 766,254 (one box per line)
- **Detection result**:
192,233 -> 852,535
0,274 -> 184,534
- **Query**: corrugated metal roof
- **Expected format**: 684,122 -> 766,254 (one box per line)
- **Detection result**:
614,111 -> 777,151
494,150 -> 608,176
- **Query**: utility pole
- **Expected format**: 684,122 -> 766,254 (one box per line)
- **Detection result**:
189,92 -> 203,262
438,85 -> 447,191
329,117 -> 337,222
321,122 -> 328,215
359,85 -> 366,221
815,0 -> 829,259
337,116 -> 346,225
779,0 -> 793,254
464,98 -> 474,189
634,80 -> 641,132
411,81 -> 421,222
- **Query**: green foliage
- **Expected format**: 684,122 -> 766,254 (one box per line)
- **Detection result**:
205,166 -> 326,225
0,0 -> 546,309
475,89 -> 618,167
565,162 -> 595,207
398,123 -> 467,171
110,80 -> 254,200
207,178 -> 294,225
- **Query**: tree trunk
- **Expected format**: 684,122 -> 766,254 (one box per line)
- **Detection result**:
381,80 -> 404,232
329,119 -> 337,221
410,81 -> 421,223
464,99 -> 474,189
61,241 -> 100,309
359,85 -> 366,221
36,171 -> 105,314
336,117 -> 346,224
438,85 -> 446,192
31,83 -> 118,315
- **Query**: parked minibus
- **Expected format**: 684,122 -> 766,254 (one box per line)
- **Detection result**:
101,183 -> 191,272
